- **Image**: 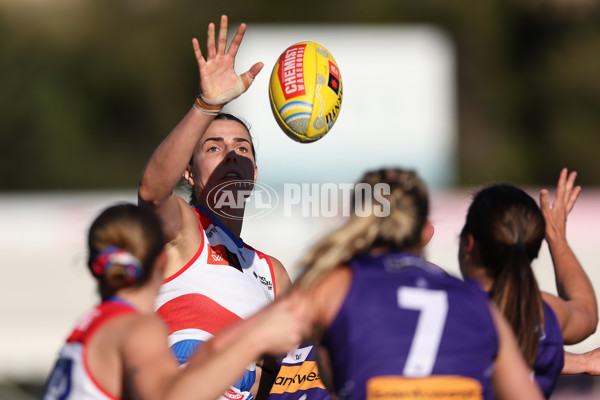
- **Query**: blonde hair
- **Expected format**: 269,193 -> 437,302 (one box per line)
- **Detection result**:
296,168 -> 429,288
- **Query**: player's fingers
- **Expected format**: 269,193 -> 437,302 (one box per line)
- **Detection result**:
192,38 -> 206,67
246,62 -> 264,80
539,188 -> 551,215
217,15 -> 228,54
227,23 -> 247,56
554,167 -> 568,206
566,185 -> 581,215
232,64 -> 263,94
564,170 -> 577,201
206,22 -> 216,59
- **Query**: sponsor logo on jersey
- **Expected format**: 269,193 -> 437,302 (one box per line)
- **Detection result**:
206,226 -> 218,238
279,44 -> 307,100
253,271 -> 273,291
367,375 -> 484,400
223,388 -> 246,400
270,361 -> 325,394
207,244 -> 242,272
282,345 -> 313,364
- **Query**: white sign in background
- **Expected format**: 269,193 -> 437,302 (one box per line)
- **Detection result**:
226,24 -> 457,188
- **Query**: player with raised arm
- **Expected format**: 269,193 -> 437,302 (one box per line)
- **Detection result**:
138,15 -> 291,399
458,168 -> 597,397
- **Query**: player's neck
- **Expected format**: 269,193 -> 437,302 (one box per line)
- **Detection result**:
200,201 -> 245,237
219,214 -> 243,238
468,265 -> 494,292
116,284 -> 160,314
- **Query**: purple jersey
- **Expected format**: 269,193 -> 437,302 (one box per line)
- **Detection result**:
533,302 -> 564,398
267,343 -> 332,400
323,251 -> 498,400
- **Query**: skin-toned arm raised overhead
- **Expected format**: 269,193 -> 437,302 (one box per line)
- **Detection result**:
540,168 -> 598,344
138,15 -> 262,242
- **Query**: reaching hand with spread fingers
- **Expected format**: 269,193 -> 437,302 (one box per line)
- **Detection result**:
192,15 -> 264,115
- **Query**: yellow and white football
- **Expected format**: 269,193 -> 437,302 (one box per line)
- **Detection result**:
269,41 -> 343,143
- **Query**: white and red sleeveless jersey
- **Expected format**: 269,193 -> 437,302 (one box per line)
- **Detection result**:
42,299 -> 137,400
155,206 -> 277,367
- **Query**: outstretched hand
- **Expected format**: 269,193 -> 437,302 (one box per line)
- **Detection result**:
539,168 -> 581,244
539,168 -> 597,344
192,15 -> 263,109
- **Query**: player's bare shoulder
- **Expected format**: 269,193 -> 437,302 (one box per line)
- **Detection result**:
268,255 -> 292,296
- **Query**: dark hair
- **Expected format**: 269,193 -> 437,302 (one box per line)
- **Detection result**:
87,203 -> 166,297
189,112 -> 256,206
214,113 -> 256,159
460,184 -> 545,367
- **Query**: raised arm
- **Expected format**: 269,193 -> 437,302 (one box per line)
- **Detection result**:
137,15 -> 262,241
540,168 -> 598,344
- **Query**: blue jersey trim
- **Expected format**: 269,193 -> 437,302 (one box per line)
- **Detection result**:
194,205 -> 245,248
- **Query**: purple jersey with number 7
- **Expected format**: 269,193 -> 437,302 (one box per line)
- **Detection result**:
322,251 -> 498,400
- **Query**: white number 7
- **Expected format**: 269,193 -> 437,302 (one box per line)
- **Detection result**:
397,286 -> 449,377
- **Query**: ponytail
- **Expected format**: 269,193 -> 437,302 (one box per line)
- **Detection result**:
490,243 -> 544,367
461,184 -> 546,368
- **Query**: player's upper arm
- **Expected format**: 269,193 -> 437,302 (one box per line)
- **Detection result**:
542,290 -> 598,344
269,255 -> 292,297
310,266 -> 352,329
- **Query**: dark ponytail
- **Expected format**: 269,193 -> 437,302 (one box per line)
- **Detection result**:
461,184 -> 545,367
490,243 -> 544,366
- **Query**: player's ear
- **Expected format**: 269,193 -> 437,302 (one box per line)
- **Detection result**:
184,166 -> 195,186
420,219 -> 434,247
463,234 -> 475,254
